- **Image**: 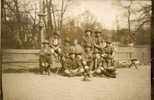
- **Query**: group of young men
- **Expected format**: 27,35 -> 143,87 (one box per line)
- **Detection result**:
39,29 -> 117,80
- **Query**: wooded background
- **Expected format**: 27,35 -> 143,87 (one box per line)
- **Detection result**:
1,0 -> 151,49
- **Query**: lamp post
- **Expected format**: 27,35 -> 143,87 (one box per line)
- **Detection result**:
38,13 -> 46,47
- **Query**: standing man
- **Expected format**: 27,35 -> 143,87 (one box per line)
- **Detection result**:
93,30 -> 105,71
93,30 -> 106,54
82,29 -> 94,51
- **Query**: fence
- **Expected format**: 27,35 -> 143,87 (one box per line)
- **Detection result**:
2,47 -> 151,65
114,47 -> 150,64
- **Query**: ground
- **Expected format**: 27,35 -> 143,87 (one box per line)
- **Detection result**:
2,65 -> 150,100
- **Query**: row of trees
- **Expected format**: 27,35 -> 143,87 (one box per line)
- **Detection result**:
1,0 -> 152,49
2,0 -> 73,48
1,0 -> 104,49
112,0 -> 151,45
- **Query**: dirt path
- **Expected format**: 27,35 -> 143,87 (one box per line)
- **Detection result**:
2,66 -> 150,100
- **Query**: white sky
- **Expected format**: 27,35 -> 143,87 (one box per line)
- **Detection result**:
66,0 -> 121,30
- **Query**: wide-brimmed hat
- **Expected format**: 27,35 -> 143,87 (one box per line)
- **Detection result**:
85,29 -> 92,33
42,40 -> 49,44
76,52 -> 82,55
95,30 -> 102,34
69,47 -> 76,54
85,44 -> 92,48
53,31 -> 60,36
106,40 -> 112,44
64,37 -> 71,42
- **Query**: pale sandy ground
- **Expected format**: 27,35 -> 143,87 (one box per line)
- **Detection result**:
2,66 -> 151,100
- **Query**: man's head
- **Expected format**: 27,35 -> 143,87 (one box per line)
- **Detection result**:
42,40 -> 49,47
85,45 -> 92,52
69,53 -> 76,59
106,40 -> 112,46
69,47 -> 76,58
64,37 -> 71,45
73,39 -> 79,45
53,31 -> 60,38
85,29 -> 92,36
95,31 -> 101,37
76,53 -> 82,59
95,53 -> 101,59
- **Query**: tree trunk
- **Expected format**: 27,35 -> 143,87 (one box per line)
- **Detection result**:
51,0 -> 57,31
128,9 -> 131,32
14,0 -> 23,48
46,0 -> 53,32
60,0 -> 64,33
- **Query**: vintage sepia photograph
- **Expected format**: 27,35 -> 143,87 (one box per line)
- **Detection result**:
1,0 -> 152,100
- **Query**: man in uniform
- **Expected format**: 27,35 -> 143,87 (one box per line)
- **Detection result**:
73,39 -> 84,55
49,31 -> 62,57
61,37 -> 71,72
83,45 -> 94,71
39,40 -> 53,75
103,40 -> 115,67
103,40 -> 117,77
92,30 -> 105,72
63,48 -> 79,77
76,51 -> 92,80
82,29 -> 94,51
62,37 -> 71,58
93,30 -> 106,53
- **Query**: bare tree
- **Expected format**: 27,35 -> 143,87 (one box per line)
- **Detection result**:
79,10 -> 103,31
113,0 -> 138,42
2,0 -> 39,48
135,2 -> 151,32
41,0 -> 72,34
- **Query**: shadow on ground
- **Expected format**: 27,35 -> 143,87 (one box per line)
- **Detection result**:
3,68 -> 40,74
2,67 -> 63,75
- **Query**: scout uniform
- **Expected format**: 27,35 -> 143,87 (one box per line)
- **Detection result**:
82,60 -> 91,81
93,31 -> 104,71
93,31 -> 106,54
63,48 -> 79,77
62,37 -> 71,58
83,45 -> 94,71
75,53 -> 85,76
39,40 -> 53,75
103,40 -> 117,78
103,40 -> 115,67
73,39 -> 84,55
60,37 -> 71,71
49,31 -> 62,56
82,29 -> 94,51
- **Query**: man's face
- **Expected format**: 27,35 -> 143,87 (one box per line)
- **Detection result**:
106,43 -> 111,47
96,33 -> 101,37
86,31 -> 91,36
70,54 -> 75,59
96,53 -> 101,59
44,44 -> 49,48
54,35 -> 58,38
76,55 -> 82,59
74,40 -> 78,45
65,42 -> 69,46
86,47 -> 91,52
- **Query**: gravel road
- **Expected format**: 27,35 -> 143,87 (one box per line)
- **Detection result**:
2,65 -> 150,100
